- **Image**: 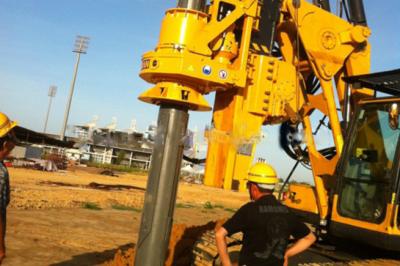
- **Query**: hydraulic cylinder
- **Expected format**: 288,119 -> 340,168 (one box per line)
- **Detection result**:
347,0 -> 367,25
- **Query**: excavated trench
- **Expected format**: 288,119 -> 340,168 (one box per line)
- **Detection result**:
104,221 -> 223,266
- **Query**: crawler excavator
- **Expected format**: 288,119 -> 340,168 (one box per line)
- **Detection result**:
133,0 -> 400,265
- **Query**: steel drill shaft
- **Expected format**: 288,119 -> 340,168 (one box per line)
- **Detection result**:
134,104 -> 189,266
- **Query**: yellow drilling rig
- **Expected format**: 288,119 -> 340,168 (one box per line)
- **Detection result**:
133,0 -> 400,265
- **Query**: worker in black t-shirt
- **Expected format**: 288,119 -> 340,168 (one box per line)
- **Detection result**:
215,162 -> 316,266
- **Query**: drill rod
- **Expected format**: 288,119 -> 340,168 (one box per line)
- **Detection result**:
134,104 -> 189,266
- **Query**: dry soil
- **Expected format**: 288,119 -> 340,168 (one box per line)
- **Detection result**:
3,167 -> 247,265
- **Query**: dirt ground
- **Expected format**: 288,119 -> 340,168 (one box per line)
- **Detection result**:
3,167 -> 248,266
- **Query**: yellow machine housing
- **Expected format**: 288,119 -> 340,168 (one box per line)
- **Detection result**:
137,0 -> 400,254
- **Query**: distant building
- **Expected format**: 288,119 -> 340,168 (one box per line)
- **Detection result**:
72,118 -> 154,169
9,118 -> 203,172
74,125 -> 92,140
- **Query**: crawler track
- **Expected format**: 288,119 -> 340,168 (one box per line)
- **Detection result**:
192,230 -> 400,266
300,261 -> 400,266
192,230 -> 241,266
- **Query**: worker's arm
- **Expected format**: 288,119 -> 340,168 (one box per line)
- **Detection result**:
0,215 -> 5,262
0,145 -> 8,263
215,226 -> 232,266
284,232 -> 316,265
216,203 -> 249,266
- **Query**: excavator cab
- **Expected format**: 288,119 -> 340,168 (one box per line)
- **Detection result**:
336,100 -> 399,224
283,69 -> 400,251
330,69 -> 400,250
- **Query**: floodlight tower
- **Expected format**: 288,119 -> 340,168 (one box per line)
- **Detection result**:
60,35 -> 90,140
43,85 -> 57,133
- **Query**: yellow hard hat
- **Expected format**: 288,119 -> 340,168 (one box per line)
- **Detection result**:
247,162 -> 279,185
0,112 -> 17,138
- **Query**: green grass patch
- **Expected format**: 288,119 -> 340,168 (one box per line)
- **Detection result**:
223,207 -> 237,213
176,203 -> 195,209
203,201 -> 214,209
203,201 -> 226,210
82,202 -> 102,210
111,204 -> 142,212
86,162 -> 148,175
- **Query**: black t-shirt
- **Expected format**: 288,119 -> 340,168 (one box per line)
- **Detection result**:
223,195 -> 310,266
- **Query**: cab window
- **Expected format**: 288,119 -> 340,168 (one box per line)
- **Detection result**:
338,103 -> 400,223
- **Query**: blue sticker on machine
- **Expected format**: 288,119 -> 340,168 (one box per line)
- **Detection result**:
202,65 -> 212,75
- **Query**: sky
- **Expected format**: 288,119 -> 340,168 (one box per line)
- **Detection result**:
0,0 -> 399,183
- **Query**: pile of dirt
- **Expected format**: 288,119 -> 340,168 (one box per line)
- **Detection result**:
104,221 -> 225,266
